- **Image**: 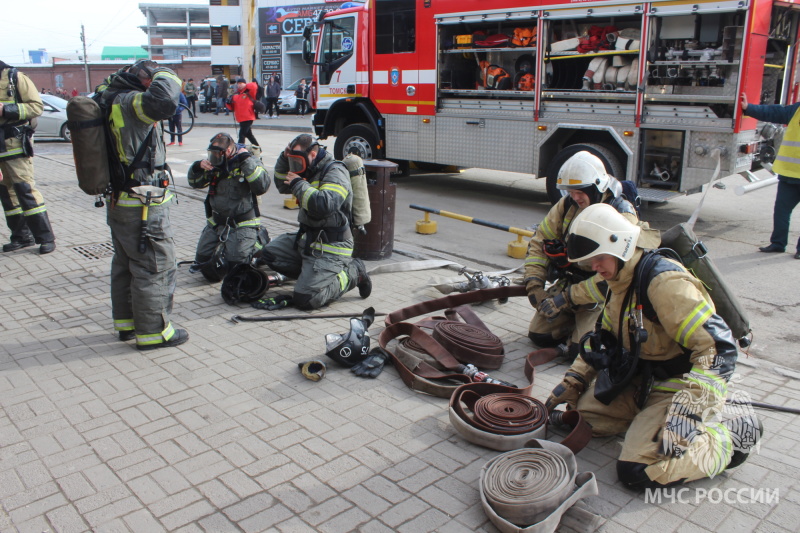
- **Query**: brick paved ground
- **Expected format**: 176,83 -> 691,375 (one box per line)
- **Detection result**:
0,156 -> 798,532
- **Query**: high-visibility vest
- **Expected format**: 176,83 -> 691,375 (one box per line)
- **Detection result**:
772,106 -> 800,179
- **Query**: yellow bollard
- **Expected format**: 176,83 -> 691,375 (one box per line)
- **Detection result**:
415,211 -> 438,234
508,233 -> 528,259
283,195 -> 299,209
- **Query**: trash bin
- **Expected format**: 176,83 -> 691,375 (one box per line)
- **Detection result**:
353,160 -> 398,260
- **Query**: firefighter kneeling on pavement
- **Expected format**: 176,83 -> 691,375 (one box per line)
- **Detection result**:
187,133 -> 270,281
547,203 -> 762,489
525,151 -> 653,361
253,134 -> 371,310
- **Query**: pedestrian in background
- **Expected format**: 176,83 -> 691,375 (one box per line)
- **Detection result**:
741,92 -> 800,259
215,75 -> 230,116
227,78 -> 261,146
265,75 -> 281,119
184,77 -> 197,115
253,78 -> 264,119
168,92 -> 189,146
295,79 -> 309,117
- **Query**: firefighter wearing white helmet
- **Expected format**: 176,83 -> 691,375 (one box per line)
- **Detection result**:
547,204 -> 761,489
523,150 -> 638,361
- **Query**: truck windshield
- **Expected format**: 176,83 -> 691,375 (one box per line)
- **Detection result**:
320,17 -> 355,84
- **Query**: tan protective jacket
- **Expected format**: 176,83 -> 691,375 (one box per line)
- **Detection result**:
567,248 -> 737,415
524,192 -> 637,306
0,67 -> 43,161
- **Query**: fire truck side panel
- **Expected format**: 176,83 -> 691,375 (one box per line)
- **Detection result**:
385,114 -> 437,163
308,0 -> 800,201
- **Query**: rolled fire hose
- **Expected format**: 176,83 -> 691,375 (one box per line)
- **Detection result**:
616,64 -> 632,90
603,66 -> 618,90
591,57 -> 609,90
627,58 -> 639,89
480,439 -> 598,533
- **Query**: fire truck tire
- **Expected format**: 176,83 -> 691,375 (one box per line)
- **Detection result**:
334,124 -> 382,160
544,143 -> 623,205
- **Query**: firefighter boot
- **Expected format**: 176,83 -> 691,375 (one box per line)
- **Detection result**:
137,329 -> 190,351
0,187 -> 35,251
355,259 -> 372,299
724,413 -> 764,469
13,183 -> 55,251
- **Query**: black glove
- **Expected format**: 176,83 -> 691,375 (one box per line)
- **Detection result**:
538,292 -> 570,319
351,348 -> 391,378
252,294 -> 293,310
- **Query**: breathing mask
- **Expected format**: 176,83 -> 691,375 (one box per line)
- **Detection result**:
324,307 -> 376,367
287,148 -> 311,175
207,133 -> 235,169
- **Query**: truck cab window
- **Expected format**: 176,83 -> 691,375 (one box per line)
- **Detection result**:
320,17 -> 356,85
375,0 -> 416,54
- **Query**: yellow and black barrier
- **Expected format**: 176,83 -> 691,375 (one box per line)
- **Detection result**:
410,204 -> 533,259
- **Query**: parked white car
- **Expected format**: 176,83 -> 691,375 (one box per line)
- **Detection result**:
36,94 -> 71,141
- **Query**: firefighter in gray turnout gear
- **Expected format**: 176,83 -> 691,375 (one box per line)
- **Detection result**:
187,133 -> 271,280
256,134 -> 371,310
98,60 -> 188,350
0,61 -> 56,254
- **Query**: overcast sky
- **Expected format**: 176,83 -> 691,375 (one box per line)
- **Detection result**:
2,0 -> 204,65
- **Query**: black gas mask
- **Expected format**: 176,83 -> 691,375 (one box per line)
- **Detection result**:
207,133 -> 236,170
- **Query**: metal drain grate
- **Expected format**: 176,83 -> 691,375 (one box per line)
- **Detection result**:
72,242 -> 115,260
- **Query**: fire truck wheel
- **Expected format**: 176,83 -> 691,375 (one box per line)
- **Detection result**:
334,124 -> 382,160
544,143 -> 623,205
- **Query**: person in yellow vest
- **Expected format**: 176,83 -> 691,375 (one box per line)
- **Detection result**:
0,61 -> 56,254
741,92 -> 800,259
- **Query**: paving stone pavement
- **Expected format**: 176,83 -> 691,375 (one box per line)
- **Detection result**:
0,156 -> 798,533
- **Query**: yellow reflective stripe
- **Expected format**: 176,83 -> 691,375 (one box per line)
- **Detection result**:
538,217 -> 556,239
301,187 -> 317,210
245,166 -> 264,183
114,319 -> 134,331
116,191 -> 174,207
18,103 -> 27,121
275,171 -> 288,181
132,93 -> 155,123
236,219 -> 260,227
704,423 -> 732,477
586,276 -> 604,303
4,207 -> 23,216
601,309 -> 613,330
154,71 -> 183,87
136,322 -> 175,345
23,205 -> 47,216
561,215 -> 573,233
337,270 -> 349,291
319,183 -> 348,199
254,241 -> 263,251
309,180 -> 320,188
109,104 -> 128,165
676,301 -> 714,345
310,242 -> 354,256
687,367 -> 727,397
207,217 -> 216,226
0,147 -> 25,158
524,255 -> 548,267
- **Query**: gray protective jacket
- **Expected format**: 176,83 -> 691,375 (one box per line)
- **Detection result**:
274,149 -> 353,253
188,151 -> 270,224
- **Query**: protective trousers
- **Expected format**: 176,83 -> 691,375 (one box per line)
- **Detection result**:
0,156 -> 55,245
107,195 -> 178,347
195,223 -> 267,265
768,176 -> 800,253
529,285 -> 601,347
261,232 -> 360,310
575,381 -> 733,486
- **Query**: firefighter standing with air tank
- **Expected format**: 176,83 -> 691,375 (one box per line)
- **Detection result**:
95,60 -> 188,351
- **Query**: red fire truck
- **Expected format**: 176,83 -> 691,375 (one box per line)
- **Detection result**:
302,0 -> 796,203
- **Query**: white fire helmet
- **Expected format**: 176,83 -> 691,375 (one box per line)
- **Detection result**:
566,203 -> 641,262
556,151 -> 612,194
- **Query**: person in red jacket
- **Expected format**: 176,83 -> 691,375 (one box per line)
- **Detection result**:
227,78 -> 260,146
